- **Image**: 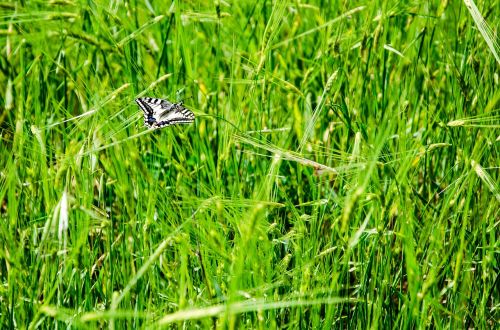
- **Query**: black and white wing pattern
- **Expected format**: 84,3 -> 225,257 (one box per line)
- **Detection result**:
135,97 -> 195,129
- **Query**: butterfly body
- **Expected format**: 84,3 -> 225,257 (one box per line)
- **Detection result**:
135,97 -> 195,129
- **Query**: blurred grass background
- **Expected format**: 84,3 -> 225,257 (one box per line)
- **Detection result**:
0,0 -> 499,328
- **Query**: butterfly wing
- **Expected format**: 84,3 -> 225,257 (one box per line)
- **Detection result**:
135,97 -> 194,128
153,103 -> 195,128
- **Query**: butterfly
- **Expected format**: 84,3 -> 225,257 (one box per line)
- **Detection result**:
135,97 -> 195,129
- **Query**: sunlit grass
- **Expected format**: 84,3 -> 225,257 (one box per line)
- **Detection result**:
0,0 -> 498,328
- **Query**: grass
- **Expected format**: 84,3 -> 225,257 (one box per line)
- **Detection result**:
0,0 -> 499,328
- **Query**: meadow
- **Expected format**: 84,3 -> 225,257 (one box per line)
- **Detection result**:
0,0 -> 499,328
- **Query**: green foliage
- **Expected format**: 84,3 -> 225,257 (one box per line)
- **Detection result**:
0,0 -> 498,328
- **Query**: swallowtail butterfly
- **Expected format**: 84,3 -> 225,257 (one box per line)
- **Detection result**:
135,97 -> 195,129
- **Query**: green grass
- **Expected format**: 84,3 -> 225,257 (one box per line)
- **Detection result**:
1,0 -> 499,328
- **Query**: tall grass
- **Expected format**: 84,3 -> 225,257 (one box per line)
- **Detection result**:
0,0 -> 498,328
